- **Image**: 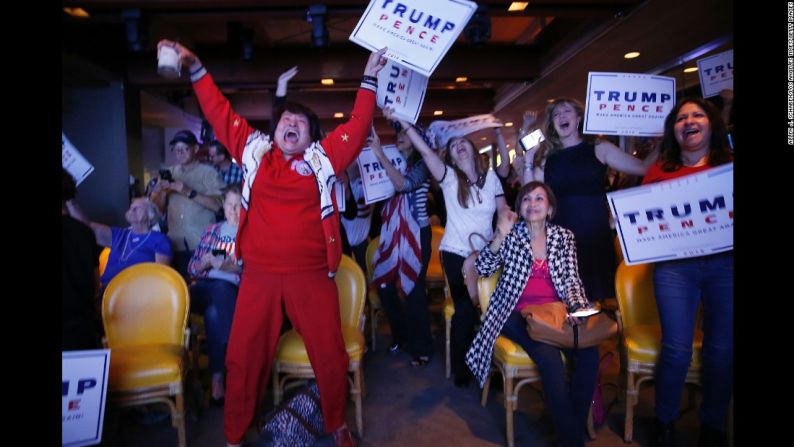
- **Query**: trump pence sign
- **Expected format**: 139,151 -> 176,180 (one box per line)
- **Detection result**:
584,72 -> 676,136
608,164 -> 733,265
350,0 -> 477,77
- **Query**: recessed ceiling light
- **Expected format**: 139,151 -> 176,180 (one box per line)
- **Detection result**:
333,112 -> 344,118
64,7 -> 90,18
433,110 -> 443,116
508,2 -> 529,12
481,137 -> 488,141
455,76 -> 468,83
321,78 -> 334,85
505,122 -> 514,127
624,51 -> 641,59
684,67 -> 698,73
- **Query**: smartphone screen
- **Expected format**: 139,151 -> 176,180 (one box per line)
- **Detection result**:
519,129 -> 545,152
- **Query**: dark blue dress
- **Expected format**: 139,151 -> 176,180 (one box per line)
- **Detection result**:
544,141 -> 616,301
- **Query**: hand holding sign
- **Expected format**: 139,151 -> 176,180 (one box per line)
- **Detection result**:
364,47 -> 389,77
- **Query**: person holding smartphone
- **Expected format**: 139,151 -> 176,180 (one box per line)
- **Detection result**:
187,185 -> 243,406
466,181 -> 598,447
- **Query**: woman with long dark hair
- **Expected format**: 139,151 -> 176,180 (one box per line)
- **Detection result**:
642,98 -> 733,447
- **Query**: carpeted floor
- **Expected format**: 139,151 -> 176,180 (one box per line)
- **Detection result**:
99,294 -> 705,446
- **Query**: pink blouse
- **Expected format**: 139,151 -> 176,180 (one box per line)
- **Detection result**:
514,259 -> 560,312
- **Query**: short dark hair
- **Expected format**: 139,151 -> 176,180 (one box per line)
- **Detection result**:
62,169 -> 77,205
273,101 -> 323,142
222,183 -> 242,200
515,181 -> 558,220
209,140 -> 230,160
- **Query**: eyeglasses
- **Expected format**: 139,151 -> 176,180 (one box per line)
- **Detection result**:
172,146 -> 192,154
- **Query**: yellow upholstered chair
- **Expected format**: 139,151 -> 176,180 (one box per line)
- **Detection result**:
613,233 -> 624,265
364,236 -> 383,350
478,272 -> 595,447
98,246 -> 111,278
102,263 -> 190,447
477,272 -> 541,447
272,255 -> 368,436
614,261 -> 702,442
425,225 -> 445,290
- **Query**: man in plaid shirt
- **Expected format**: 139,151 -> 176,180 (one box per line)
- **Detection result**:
208,140 -> 244,185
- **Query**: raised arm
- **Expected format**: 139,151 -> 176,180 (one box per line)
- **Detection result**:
385,108 -> 445,182
595,139 -> 653,176
323,48 -> 388,172
158,39 -> 257,163
493,127 -> 510,178
521,145 -> 545,184
271,66 -> 298,133
64,199 -> 112,247
368,125 -> 408,190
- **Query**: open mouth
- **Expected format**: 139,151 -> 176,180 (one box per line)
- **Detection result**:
683,128 -> 699,136
558,121 -> 571,130
284,129 -> 300,144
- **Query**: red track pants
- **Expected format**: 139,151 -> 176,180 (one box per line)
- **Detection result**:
223,268 -> 349,443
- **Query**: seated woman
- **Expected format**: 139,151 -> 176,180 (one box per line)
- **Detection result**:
65,196 -> 172,286
187,185 -> 243,405
465,181 -> 598,447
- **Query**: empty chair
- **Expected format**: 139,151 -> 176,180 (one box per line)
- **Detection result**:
102,262 -> 190,447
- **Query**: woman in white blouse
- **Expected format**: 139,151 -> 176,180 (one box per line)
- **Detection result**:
387,109 -> 509,387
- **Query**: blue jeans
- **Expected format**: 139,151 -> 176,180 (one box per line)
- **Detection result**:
189,278 -> 239,373
501,312 -> 599,447
653,252 -> 733,429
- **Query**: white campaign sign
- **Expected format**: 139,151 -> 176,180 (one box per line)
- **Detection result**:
63,349 -> 111,447
427,114 -> 503,148
356,145 -> 406,204
349,0 -> 477,77
697,50 -> 733,98
377,59 -> 428,124
583,72 -> 676,136
607,164 -> 733,265
62,132 -> 95,186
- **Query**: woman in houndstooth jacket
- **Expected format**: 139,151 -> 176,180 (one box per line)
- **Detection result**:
465,181 -> 599,447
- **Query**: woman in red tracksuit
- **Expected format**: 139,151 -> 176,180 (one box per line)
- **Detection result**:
158,39 -> 387,447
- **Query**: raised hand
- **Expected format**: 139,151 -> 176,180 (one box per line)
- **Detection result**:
367,125 -> 383,152
495,207 -> 518,238
277,66 -> 298,97
157,39 -> 199,68
364,47 -> 388,77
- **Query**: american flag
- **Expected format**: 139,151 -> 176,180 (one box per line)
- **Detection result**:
371,192 -> 422,295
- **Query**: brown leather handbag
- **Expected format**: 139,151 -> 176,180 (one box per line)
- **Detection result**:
521,302 -> 617,349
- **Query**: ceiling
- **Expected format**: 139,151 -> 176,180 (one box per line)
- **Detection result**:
62,0 -> 732,145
